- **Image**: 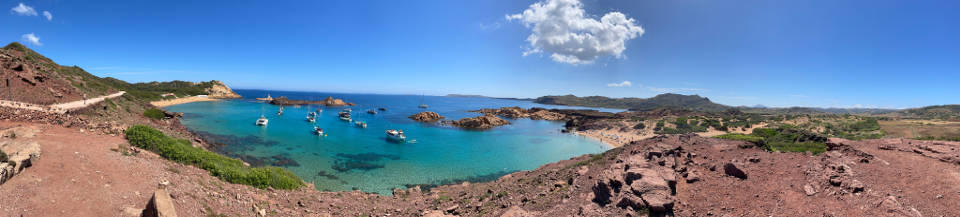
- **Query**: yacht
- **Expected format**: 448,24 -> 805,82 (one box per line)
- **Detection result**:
277,106 -> 284,116
366,109 -> 377,115
306,115 -> 315,122
385,129 -> 406,142
255,115 -> 268,126
338,112 -> 352,122
354,121 -> 367,128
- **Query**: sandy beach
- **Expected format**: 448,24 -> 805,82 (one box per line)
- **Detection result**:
149,96 -> 218,107
574,120 -> 769,148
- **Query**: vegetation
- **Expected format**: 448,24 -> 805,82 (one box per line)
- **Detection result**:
915,136 -> 960,142
656,117 -> 708,134
715,127 -> 828,154
143,108 -> 165,120
102,78 -> 216,101
124,125 -> 303,189
534,93 -> 730,112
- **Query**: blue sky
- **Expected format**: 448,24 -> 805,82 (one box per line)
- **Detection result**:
2,0 -> 958,108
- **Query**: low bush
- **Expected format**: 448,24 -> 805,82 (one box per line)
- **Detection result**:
714,133 -> 764,144
124,125 -> 303,189
144,108 -> 165,120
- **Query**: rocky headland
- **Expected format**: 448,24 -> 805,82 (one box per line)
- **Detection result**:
269,96 -> 355,106
471,107 -> 566,121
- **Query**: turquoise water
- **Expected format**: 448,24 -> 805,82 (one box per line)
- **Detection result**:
166,89 -> 617,194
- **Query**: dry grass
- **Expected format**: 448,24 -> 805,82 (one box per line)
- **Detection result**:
879,120 -> 960,139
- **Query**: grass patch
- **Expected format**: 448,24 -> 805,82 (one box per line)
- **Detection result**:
144,108 -> 165,120
714,133 -> 764,143
124,125 -> 303,189
714,127 -> 827,154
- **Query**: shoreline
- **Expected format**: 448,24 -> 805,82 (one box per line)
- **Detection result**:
149,96 -> 219,107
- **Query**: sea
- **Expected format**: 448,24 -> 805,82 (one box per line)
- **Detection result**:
166,89 -> 620,194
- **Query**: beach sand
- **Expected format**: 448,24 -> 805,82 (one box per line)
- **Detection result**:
149,96 -> 218,107
575,120 -> 769,148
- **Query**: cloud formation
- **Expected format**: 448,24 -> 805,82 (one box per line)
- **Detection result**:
11,3 -> 37,16
507,0 -> 644,65
42,10 -> 52,20
21,33 -> 41,46
607,80 -> 632,87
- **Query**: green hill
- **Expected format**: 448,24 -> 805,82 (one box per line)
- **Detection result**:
534,93 -> 731,112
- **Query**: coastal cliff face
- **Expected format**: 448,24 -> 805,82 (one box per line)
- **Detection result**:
0,42 -> 110,105
205,80 -> 242,99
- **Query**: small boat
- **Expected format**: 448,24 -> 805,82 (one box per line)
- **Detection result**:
385,129 -> 406,142
313,126 -> 324,136
255,115 -> 268,126
343,108 -> 352,113
277,106 -> 284,116
306,115 -> 316,122
377,107 -> 387,111
418,104 -> 428,109
366,109 -> 377,115
338,112 -> 352,122
354,121 -> 367,128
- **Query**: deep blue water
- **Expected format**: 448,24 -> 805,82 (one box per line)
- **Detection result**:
166,89 -> 619,194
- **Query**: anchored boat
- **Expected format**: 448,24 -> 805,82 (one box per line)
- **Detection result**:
255,115 -> 268,126
354,121 -> 367,128
385,129 -> 405,142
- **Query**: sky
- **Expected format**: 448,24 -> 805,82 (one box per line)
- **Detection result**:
1,0 -> 958,109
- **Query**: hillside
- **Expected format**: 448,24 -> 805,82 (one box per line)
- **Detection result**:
895,105 -> 960,120
0,42 -> 239,105
535,93 -> 731,112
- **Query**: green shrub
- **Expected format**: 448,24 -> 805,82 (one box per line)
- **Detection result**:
144,108 -> 165,120
124,125 -> 303,189
768,141 -> 827,154
714,133 -> 764,143
632,122 -> 646,130
0,150 -> 7,163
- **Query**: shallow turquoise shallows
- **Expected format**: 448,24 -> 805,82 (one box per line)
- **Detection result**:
166,89 -> 616,194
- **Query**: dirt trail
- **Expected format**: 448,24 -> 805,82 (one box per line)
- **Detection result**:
49,91 -> 126,111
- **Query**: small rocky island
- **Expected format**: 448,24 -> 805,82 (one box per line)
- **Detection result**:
409,111 -> 444,122
269,96 -> 354,106
447,114 -> 510,129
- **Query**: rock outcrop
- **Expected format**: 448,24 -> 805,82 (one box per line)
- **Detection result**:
0,126 -> 42,185
204,80 -> 242,99
470,107 -> 566,121
449,114 -> 510,129
269,96 -> 355,106
142,189 -> 178,217
409,111 -> 444,122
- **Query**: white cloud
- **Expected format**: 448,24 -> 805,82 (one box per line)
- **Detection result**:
606,80 -> 632,87
11,3 -> 37,16
507,0 -> 644,65
42,10 -> 52,20
21,33 -> 41,46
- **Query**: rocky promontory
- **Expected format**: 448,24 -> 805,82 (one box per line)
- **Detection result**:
409,111 -> 444,122
205,80 -> 242,99
471,107 -> 566,121
448,114 -> 510,129
269,96 -> 355,106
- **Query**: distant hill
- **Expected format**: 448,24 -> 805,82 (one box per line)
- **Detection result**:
534,93 -> 731,112
895,105 -> 960,120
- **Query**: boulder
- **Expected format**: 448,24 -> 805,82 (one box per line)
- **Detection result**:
450,114 -> 510,129
723,163 -> 747,179
528,109 -> 565,121
803,184 -> 817,196
142,189 -> 178,217
408,111 -> 444,122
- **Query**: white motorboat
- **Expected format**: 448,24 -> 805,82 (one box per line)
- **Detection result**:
354,121 -> 367,128
255,115 -> 268,126
385,129 -> 406,142
313,126 -> 324,136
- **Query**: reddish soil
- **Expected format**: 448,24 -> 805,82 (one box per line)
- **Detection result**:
1,120 -> 958,216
